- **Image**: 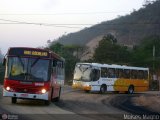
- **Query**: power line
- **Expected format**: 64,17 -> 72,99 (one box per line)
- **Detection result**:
0,22 -> 92,25
0,18 -> 87,28
0,11 -> 130,15
0,19 -> 93,25
0,18 -> 159,29
1,18 -> 159,25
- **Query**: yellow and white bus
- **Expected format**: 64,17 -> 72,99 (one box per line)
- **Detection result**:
72,63 -> 149,94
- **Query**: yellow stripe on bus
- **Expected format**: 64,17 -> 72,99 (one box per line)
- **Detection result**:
114,78 -> 149,92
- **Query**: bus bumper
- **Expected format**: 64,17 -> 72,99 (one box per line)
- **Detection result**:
72,83 -> 91,91
82,85 -> 91,91
3,88 -> 49,100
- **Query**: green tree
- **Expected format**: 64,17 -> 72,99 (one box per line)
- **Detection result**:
131,35 -> 160,90
131,35 -> 160,70
49,42 -> 64,56
93,35 -> 130,64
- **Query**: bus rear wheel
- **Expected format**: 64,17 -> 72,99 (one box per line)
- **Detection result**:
11,97 -> 17,104
128,85 -> 134,94
100,85 -> 107,94
44,100 -> 50,105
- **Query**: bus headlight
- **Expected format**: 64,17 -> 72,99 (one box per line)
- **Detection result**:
41,89 -> 46,94
6,86 -> 10,91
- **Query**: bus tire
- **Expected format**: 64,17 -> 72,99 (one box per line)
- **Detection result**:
44,100 -> 50,105
54,87 -> 61,102
51,88 -> 54,102
85,90 -> 90,93
113,91 -> 119,94
100,84 -> 107,94
128,85 -> 134,94
11,97 -> 17,104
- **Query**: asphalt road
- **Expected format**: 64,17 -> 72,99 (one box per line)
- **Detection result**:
56,87 -> 160,120
0,85 -> 159,120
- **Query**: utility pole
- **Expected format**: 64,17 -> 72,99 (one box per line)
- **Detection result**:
152,45 -> 160,90
153,45 -> 155,73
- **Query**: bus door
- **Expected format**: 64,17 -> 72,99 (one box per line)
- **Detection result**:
90,68 -> 100,91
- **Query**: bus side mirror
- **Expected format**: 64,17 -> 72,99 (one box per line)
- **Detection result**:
2,58 -> 6,66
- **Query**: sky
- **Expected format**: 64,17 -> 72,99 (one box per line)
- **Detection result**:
0,0 -> 145,54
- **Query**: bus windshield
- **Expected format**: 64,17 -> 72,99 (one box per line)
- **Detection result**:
6,57 -> 50,82
73,64 -> 92,82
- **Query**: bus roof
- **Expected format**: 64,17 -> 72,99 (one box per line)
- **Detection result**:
7,47 -> 64,61
76,63 -> 149,71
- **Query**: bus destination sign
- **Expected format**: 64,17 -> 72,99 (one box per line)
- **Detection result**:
24,50 -> 48,57
8,48 -> 49,58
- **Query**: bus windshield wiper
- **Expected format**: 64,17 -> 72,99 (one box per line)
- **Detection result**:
17,56 -> 24,70
31,57 -> 40,67
82,67 -> 89,73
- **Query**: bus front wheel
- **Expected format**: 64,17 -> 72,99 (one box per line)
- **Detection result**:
11,97 -> 17,104
44,100 -> 50,105
85,90 -> 90,93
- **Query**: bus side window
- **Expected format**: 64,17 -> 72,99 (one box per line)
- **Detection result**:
124,69 -> 130,79
101,68 -> 108,77
118,69 -> 124,78
108,68 -> 116,78
56,61 -> 64,80
92,69 -> 100,81
53,60 -> 57,67
52,60 -> 57,77
131,70 -> 137,79
144,71 -> 148,79
115,69 -> 119,78
138,70 -> 144,79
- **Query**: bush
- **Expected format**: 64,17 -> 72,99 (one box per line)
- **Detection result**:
150,80 -> 159,91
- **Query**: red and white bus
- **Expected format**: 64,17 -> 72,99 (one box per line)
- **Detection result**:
3,47 -> 65,105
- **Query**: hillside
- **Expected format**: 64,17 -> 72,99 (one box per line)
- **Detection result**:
54,0 -> 160,47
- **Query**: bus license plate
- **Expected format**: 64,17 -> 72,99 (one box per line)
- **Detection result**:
20,93 -> 29,97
